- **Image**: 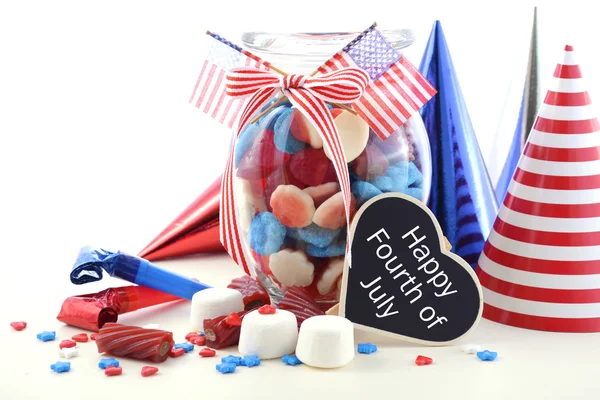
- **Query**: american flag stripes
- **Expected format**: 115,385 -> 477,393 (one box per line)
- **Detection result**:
318,26 -> 437,140
189,33 -> 269,129
476,46 -> 600,332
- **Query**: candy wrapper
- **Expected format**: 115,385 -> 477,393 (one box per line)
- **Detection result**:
191,26 -> 436,306
57,286 -> 182,332
138,175 -> 223,261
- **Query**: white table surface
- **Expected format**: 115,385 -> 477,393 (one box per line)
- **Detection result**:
2,252 -> 600,400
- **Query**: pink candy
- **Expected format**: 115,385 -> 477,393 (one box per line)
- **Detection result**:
303,182 -> 340,208
313,192 -> 346,229
270,185 -> 315,228
353,144 -> 389,181
289,109 -> 324,149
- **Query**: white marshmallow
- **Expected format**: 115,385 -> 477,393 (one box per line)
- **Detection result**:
324,111 -> 370,162
190,288 -> 244,331
460,344 -> 482,354
295,315 -> 354,368
142,323 -> 160,329
238,309 -> 298,359
269,249 -> 314,287
59,347 -> 78,359
317,258 -> 344,295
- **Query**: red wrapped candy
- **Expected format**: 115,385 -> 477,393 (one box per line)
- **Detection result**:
278,287 -> 325,328
227,275 -> 271,311
96,323 -> 174,363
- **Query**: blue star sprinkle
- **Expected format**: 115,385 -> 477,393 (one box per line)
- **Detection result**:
174,343 -> 194,353
98,358 -> 120,369
240,355 -> 261,368
216,363 -> 237,374
282,355 -> 302,366
221,355 -> 243,366
357,343 -> 378,354
477,350 -> 498,361
50,361 -> 71,373
37,331 -> 56,342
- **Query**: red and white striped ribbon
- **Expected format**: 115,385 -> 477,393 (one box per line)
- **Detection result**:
220,67 -> 370,274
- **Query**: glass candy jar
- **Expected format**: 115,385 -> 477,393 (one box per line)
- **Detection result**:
234,31 -> 432,309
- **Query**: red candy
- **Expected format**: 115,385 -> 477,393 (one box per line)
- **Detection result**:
289,109 -> 323,149
141,366 -> 159,377
191,336 -> 206,346
290,148 -> 333,186
59,340 -> 77,349
303,183 -> 339,208
227,275 -> 271,311
185,332 -> 200,341
72,333 -> 89,342
270,185 -> 315,228
353,144 -> 389,181
237,130 -> 291,180
278,287 -> 325,328
105,366 -> 122,376
199,348 -> 216,357
10,321 -> 26,331
90,333 -> 98,341
258,305 -> 276,315
415,355 -> 433,366
203,310 -> 249,349
313,192 -> 347,229
169,348 -> 185,358
224,312 -> 242,327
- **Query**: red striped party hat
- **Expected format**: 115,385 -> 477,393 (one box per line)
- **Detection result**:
476,45 -> 600,332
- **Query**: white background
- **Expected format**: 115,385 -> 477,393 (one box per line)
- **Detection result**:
2,1 -> 600,398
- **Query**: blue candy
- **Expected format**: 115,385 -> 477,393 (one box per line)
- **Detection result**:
240,355 -> 261,367
297,223 -> 341,247
357,343 -> 378,354
351,181 -> 382,206
404,187 -> 423,200
248,212 -> 286,255
407,162 -> 423,187
476,350 -> 498,361
370,176 -> 397,193
98,358 -> 120,369
36,331 -> 56,342
386,162 -> 409,191
306,242 -> 345,258
282,354 -> 302,366
234,123 -> 262,167
174,343 -> 194,353
259,105 -> 287,131
216,363 -> 237,374
221,355 -> 243,366
51,361 -> 71,373
274,108 -> 307,154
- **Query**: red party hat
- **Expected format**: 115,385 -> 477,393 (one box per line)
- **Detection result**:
138,176 -> 224,261
476,45 -> 600,332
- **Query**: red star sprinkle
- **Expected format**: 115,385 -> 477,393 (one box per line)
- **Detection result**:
72,333 -> 89,342
170,347 -> 185,358
141,366 -> 159,377
199,348 -> 216,357
59,340 -> 77,349
415,355 -> 433,366
258,305 -> 276,315
185,332 -> 200,341
191,336 -> 206,346
10,322 -> 27,331
224,312 -> 242,327
105,366 -> 122,376
90,333 -> 98,341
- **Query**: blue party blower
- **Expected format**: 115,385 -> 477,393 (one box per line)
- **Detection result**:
70,246 -> 210,300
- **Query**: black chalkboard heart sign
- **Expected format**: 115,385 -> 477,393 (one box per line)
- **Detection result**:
339,193 -> 483,345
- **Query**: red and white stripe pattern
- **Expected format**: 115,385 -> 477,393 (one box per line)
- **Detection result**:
318,52 -> 437,140
220,67 -> 370,275
189,41 -> 268,129
476,45 -> 600,332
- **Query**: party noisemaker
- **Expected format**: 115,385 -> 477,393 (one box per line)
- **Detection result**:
476,45 -> 600,332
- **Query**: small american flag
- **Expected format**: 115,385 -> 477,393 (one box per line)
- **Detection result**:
189,33 -> 269,129
318,26 -> 437,139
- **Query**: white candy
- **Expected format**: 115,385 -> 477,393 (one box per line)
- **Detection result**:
295,315 -> 354,368
142,324 -> 160,329
269,249 -> 314,287
190,288 -> 245,331
59,347 -> 78,359
324,111 -> 370,162
238,309 -> 298,359
236,179 -> 267,233
317,258 -> 344,295
296,111 -> 323,149
460,344 -> 482,354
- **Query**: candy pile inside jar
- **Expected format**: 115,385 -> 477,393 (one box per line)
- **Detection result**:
234,100 -> 427,306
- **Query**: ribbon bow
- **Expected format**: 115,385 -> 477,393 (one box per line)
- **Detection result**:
219,67 -> 370,274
